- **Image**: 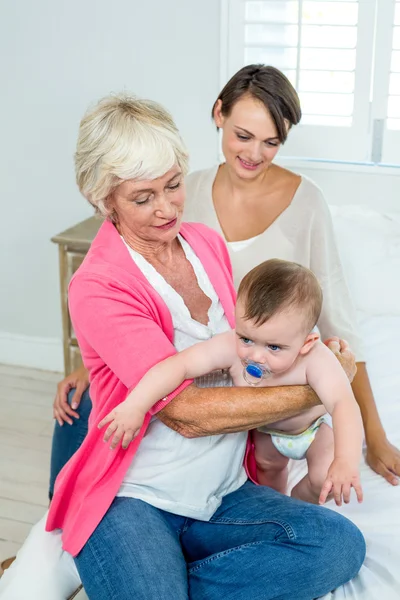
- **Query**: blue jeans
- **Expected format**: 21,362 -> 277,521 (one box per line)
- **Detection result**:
49,388 -> 92,499
74,481 -> 366,600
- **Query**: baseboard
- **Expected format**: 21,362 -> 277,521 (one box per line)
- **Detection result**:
0,331 -> 64,372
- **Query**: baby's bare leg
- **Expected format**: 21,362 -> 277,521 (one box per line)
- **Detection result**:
291,424 -> 334,504
253,430 -> 289,493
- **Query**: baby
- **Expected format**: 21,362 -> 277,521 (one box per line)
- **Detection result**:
99,259 -> 364,506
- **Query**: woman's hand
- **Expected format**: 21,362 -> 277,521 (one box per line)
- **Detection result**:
350,362 -> 400,486
98,402 -> 146,450
53,365 -> 90,426
324,337 -> 357,383
366,436 -> 400,486
319,458 -> 363,506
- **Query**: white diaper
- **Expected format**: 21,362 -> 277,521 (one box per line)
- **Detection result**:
258,414 -> 333,461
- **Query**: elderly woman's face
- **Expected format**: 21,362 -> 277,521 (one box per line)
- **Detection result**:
110,167 -> 185,243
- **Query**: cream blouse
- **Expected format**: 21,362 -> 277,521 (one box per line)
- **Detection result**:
184,166 -> 365,361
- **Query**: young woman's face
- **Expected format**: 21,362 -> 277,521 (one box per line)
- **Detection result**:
215,94 -> 287,180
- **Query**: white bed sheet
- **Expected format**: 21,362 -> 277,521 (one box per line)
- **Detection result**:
289,439 -> 400,600
314,314 -> 400,599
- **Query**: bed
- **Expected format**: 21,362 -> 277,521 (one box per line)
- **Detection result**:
314,204 -> 400,599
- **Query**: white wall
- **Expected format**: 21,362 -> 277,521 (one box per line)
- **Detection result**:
0,0 -> 221,370
1,1 -> 399,370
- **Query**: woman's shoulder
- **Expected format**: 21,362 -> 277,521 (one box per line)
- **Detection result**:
73,221 -> 128,274
293,174 -> 327,207
267,164 -> 323,207
69,221 -> 150,299
279,171 -> 330,221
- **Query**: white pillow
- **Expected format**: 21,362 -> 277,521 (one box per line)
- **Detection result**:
329,205 -> 400,316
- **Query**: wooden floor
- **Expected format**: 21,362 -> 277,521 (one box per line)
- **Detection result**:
0,364 -> 61,563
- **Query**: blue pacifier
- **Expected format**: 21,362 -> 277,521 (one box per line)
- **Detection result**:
242,360 -> 272,386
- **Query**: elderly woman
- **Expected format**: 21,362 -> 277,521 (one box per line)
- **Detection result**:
45,94 -> 365,599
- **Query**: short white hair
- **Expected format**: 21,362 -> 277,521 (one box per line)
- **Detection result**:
75,94 -> 189,219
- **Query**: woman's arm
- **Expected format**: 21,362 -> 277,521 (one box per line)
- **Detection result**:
352,363 -> 384,442
353,363 -> 400,485
308,190 -> 400,484
157,381 -> 320,437
157,338 -> 355,437
309,193 -> 365,365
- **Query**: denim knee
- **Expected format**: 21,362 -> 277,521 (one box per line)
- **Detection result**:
321,509 -> 366,584
336,515 -> 366,579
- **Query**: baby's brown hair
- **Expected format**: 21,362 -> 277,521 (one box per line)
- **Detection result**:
237,259 -> 323,332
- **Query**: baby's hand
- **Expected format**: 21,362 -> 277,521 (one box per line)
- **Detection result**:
319,458 -> 363,506
98,401 -> 146,450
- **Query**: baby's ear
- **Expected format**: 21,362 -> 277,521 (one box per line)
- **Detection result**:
299,331 -> 320,355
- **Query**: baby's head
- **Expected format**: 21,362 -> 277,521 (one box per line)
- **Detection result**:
235,259 -> 323,375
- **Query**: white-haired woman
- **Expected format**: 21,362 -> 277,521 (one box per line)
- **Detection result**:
41,95 -> 366,599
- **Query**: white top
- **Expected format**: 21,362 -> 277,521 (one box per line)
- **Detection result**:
184,166 -> 365,361
228,233 -> 263,253
117,235 -> 247,520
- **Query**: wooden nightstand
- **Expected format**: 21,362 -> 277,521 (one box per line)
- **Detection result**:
52,216 -> 103,376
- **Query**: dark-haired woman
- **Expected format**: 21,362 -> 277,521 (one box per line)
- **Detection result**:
184,64 -> 400,484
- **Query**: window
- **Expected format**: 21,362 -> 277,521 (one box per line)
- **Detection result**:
382,0 -> 400,162
388,1 -> 400,131
222,0 -> 400,165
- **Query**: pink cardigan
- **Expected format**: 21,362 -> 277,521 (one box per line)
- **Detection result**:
46,220 -> 256,556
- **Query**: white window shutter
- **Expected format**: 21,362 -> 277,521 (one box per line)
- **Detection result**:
387,1 -> 400,131
224,0 -> 376,162
381,0 -> 400,163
